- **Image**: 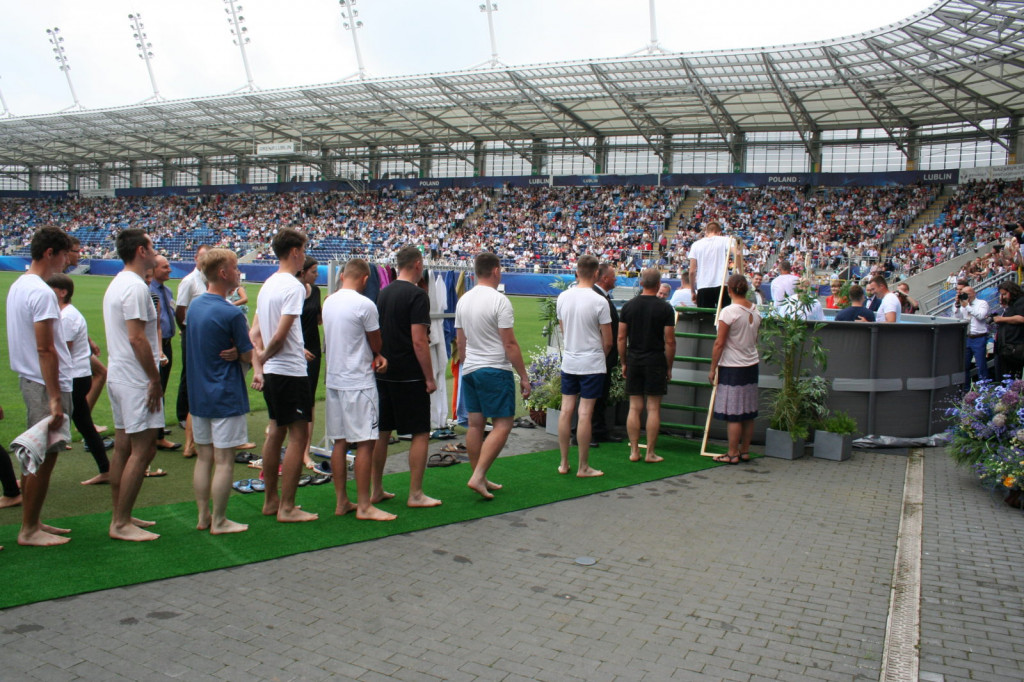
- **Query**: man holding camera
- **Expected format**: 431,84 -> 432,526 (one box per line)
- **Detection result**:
953,285 -> 990,389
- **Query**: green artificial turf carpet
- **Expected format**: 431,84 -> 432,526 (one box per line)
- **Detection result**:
0,436 -> 726,610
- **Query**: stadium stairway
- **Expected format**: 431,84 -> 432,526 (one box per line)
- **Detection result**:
658,189 -> 696,254
882,184 -> 956,258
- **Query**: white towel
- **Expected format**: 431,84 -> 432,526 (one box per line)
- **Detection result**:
11,415 -> 69,476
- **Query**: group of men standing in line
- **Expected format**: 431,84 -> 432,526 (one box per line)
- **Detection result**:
3,225 -> 557,547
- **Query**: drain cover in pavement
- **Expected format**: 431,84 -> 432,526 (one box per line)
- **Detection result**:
575,557 -> 597,566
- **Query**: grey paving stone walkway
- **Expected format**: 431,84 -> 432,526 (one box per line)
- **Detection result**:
0,431 -> 1020,681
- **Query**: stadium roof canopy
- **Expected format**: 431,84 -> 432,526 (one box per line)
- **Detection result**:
1,0 -> 1023,168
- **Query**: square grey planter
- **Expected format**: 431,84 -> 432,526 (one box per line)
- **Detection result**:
813,431 -> 852,461
765,427 -> 806,459
545,408 -> 561,437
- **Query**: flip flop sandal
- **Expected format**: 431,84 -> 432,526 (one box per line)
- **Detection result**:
312,461 -> 332,475
232,479 -> 253,494
249,479 -> 266,492
144,468 -> 168,477
712,455 -> 739,465
297,474 -> 313,487
310,474 -> 332,485
247,459 -> 263,470
513,417 -> 536,429
440,443 -> 462,453
427,453 -> 459,468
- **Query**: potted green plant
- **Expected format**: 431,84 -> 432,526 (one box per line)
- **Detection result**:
758,288 -> 828,459
538,278 -> 570,352
813,411 -> 859,461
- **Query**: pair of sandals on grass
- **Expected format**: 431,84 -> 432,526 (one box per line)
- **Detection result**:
712,453 -> 752,465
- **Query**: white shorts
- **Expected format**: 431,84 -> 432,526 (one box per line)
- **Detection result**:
108,382 -> 165,435
325,387 -> 379,444
192,415 -> 248,449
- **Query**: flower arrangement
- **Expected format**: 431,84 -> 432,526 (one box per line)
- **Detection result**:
523,346 -> 563,412
946,377 -> 1024,493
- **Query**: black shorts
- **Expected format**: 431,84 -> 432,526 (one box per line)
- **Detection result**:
263,374 -> 312,426
696,286 -> 726,310
626,360 -> 668,396
377,379 -> 430,435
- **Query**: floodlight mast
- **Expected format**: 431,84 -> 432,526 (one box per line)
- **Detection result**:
478,2 -> 503,69
0,77 -> 11,118
339,0 -> 367,81
627,0 -> 670,56
224,1 -> 257,92
129,13 -> 163,103
46,27 -> 84,111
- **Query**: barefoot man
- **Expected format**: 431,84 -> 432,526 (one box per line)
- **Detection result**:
371,245 -> 442,508
618,268 -> 676,463
250,228 -> 317,523
556,254 -> 612,477
6,227 -> 74,546
322,258 -> 394,521
103,229 -> 163,541
186,249 -> 253,534
454,252 -> 531,499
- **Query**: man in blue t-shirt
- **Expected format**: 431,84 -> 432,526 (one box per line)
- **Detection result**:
185,249 -> 253,535
834,284 -> 876,323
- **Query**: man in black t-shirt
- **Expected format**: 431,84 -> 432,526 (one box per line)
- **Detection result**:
371,246 -> 442,510
834,285 -> 875,322
618,269 -> 677,464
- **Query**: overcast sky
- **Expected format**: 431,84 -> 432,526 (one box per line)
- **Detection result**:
0,0 -> 935,117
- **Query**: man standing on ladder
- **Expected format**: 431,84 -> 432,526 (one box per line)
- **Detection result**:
688,221 -> 742,309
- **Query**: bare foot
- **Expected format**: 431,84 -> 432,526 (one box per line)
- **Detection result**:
197,512 -> 211,531
467,479 -> 494,500
0,494 -> 23,508
629,449 -> 642,462
645,453 -> 664,463
370,490 -> 395,504
485,480 -> 502,491
131,517 -> 156,528
277,507 -> 318,523
18,529 -> 70,546
80,473 -> 109,485
109,523 -> 159,542
356,505 -> 397,521
262,498 -> 280,516
94,425 -> 108,434
577,467 -> 604,478
407,493 -> 442,508
210,519 -> 249,535
41,524 -> 70,535
335,500 -> 357,516
558,464 -> 570,475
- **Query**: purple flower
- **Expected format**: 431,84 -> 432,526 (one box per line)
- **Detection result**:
964,391 -> 979,405
1012,380 -> 1024,393
1004,390 -> 1021,407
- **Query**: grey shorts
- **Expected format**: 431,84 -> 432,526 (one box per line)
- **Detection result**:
20,377 -> 73,450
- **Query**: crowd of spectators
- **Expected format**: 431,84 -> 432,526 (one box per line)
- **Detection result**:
891,179 -> 1024,278
3,180 -> 1021,279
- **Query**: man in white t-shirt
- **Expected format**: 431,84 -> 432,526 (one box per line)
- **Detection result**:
770,260 -> 800,306
322,258 -> 393,522
871,275 -> 902,323
174,244 -> 209,453
688,221 -> 742,309
6,227 -> 74,547
778,280 -> 826,321
251,228 -> 317,523
103,228 -> 163,542
455,252 -> 531,499
556,254 -> 612,478
669,271 -> 694,308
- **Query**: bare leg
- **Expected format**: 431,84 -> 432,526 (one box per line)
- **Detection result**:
182,414 -> 195,457
557,393 -> 577,474
626,395 -> 644,462
331,438 -> 356,516
575,397 -> 603,477
407,432 -> 441,507
86,355 -> 107,411
193,443 -> 214,530
110,429 -> 159,541
467,416 -> 512,500
210,446 -> 247,534
18,452 -> 68,546
260,420 -> 287,515
303,417 -> 315,468
740,419 -> 755,459
644,396 -> 664,463
278,421 -> 317,522
726,421 -> 742,459
370,431 -> 395,503
355,440 -> 395,521
465,413 -> 485,471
